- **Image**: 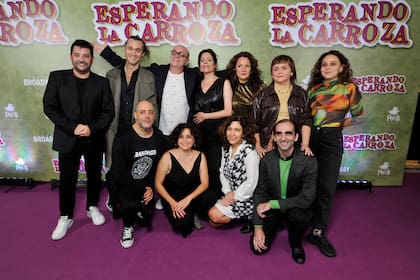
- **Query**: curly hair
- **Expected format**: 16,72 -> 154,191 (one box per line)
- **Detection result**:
168,123 -> 201,149
219,116 -> 255,150
226,51 -> 264,93
308,50 -> 353,90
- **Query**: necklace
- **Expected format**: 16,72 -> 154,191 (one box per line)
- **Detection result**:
275,84 -> 292,95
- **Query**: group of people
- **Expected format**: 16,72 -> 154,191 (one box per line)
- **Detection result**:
43,37 -> 363,264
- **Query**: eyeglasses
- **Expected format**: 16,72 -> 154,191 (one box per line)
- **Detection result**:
171,50 -> 187,58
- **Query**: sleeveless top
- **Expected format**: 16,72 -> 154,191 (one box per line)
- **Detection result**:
194,78 -> 225,143
163,152 -> 202,201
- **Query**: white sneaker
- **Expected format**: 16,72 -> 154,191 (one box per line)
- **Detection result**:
120,226 -> 134,248
87,206 -> 105,225
51,216 -> 73,240
193,214 -> 204,230
155,198 -> 163,210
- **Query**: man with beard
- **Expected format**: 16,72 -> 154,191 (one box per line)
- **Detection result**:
250,119 -> 317,264
104,36 -> 157,217
43,39 -> 114,240
110,100 -> 166,248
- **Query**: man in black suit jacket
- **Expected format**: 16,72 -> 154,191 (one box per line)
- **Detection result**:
43,39 -> 114,241
250,119 -> 317,264
95,43 -> 200,135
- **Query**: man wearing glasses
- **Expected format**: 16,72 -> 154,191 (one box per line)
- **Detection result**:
93,42 -> 200,135
93,42 -> 200,214
250,119 -> 317,264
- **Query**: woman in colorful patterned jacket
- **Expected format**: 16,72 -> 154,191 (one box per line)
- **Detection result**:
306,50 -> 364,258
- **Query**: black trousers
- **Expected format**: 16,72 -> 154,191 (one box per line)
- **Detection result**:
250,208 -> 312,255
310,127 -> 343,230
58,139 -> 103,218
162,189 -> 217,237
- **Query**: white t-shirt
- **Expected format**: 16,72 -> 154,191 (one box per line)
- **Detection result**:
158,71 -> 189,135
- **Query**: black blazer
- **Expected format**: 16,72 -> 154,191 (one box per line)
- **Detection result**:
148,63 -> 200,122
100,46 -> 200,122
252,147 -> 317,226
43,70 -> 115,153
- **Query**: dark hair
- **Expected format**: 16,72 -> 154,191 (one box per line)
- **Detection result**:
270,55 -> 297,85
308,50 -> 353,90
198,48 -> 218,68
219,116 -> 255,149
272,119 -> 298,135
226,51 -> 264,93
125,36 -> 150,57
169,123 -> 201,149
71,39 -> 93,57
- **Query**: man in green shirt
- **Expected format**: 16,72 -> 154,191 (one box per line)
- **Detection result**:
250,119 -> 317,264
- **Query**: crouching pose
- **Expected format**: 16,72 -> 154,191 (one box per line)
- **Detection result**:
250,120 -> 317,264
110,100 -> 166,248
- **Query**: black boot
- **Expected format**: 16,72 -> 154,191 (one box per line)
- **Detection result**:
240,217 -> 252,234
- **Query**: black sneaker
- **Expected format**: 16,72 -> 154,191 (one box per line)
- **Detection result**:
308,229 -> 337,257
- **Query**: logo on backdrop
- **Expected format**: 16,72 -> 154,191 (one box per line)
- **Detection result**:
91,0 -> 240,46
51,157 -> 107,174
378,162 -> 391,176
15,157 -> 28,172
4,103 -> 19,119
353,74 -> 407,94
386,107 -> 401,122
0,0 -> 68,46
343,133 -> 397,151
0,132 -> 6,146
268,0 -> 412,48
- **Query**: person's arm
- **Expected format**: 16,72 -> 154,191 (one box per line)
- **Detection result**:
92,41 -> 124,67
86,77 -> 115,135
252,157 -> 270,226
300,125 -> 313,156
233,149 -> 260,201
219,149 -> 231,195
344,83 -> 364,127
154,152 -> 178,207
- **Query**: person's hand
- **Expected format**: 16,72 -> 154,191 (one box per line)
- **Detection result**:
193,112 -> 206,124
91,41 -> 107,54
171,197 -> 191,219
143,187 -> 153,205
256,202 -> 271,218
255,145 -> 266,158
74,124 -> 91,137
253,227 -> 267,253
221,192 -> 235,206
300,144 -> 314,156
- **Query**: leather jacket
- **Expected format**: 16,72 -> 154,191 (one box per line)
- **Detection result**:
251,83 -> 312,147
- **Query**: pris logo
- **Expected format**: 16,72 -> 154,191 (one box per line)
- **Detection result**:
378,162 -> 391,176
386,107 -> 401,122
4,103 -> 19,118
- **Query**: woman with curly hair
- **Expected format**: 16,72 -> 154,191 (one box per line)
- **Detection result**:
226,51 -> 265,119
307,50 -> 364,258
208,116 -> 260,233
155,123 -> 218,237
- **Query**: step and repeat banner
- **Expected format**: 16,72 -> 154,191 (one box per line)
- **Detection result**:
0,0 -> 419,185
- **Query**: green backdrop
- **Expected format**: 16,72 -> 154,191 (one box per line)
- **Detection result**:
0,0 -> 418,185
